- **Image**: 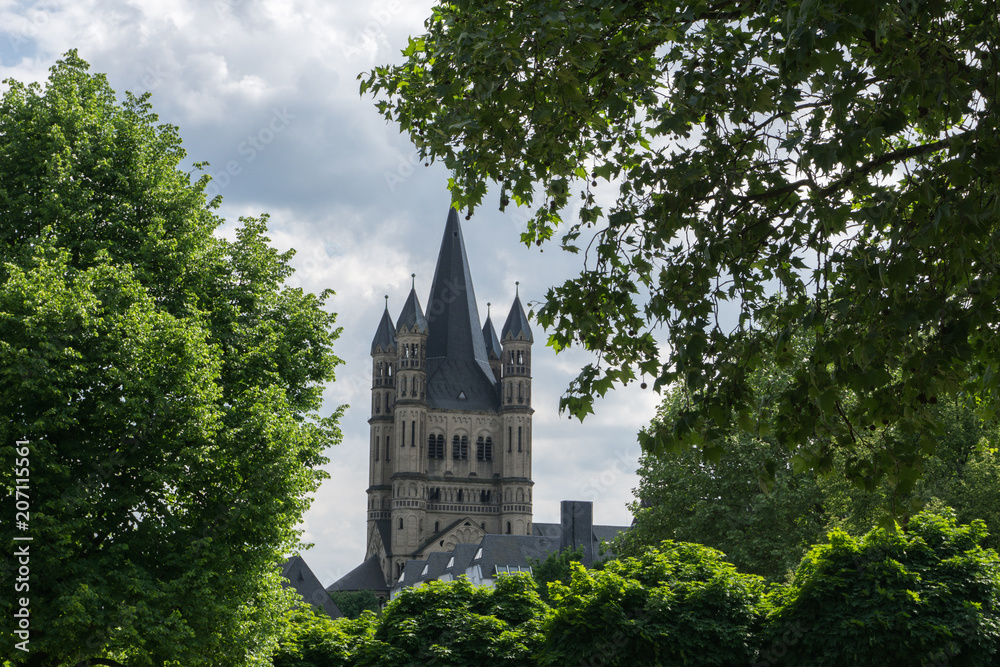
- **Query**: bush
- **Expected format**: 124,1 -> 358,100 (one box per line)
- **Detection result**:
763,509 -> 1000,666
537,541 -> 768,666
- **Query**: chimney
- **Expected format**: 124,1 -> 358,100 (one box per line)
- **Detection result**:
560,500 -> 595,567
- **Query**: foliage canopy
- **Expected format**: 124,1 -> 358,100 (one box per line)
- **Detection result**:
0,52 -> 343,666
363,0 -> 1000,480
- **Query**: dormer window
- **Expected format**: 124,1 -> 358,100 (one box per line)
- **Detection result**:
474,547 -> 483,560
458,390 -> 467,400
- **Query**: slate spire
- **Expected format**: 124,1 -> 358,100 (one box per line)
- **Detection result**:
425,208 -> 491,366
482,303 -> 502,360
396,277 -> 429,334
371,297 -> 397,354
422,208 -> 498,410
501,285 -> 533,342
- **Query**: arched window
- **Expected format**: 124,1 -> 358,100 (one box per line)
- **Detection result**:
457,489 -> 463,503
518,426 -> 523,452
476,436 -> 485,461
505,521 -> 512,535
518,382 -> 523,401
434,521 -> 440,532
385,436 -> 390,462
452,435 -> 461,459
375,436 -> 379,461
484,437 -> 493,461
508,427 -> 512,452
398,517 -> 403,530
460,435 -> 469,460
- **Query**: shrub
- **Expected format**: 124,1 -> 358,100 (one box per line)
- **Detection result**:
537,541 -> 768,666
763,509 -> 1000,666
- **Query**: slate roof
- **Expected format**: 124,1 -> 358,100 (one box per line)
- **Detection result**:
398,559 -> 426,589
469,534 -> 558,577
424,208 -> 500,411
281,556 -> 343,618
375,519 -> 393,560
417,551 -> 452,583
482,313 -> 502,360
396,287 -> 429,334
327,554 -> 388,594
532,523 -> 628,545
371,303 -> 397,354
443,543 -> 479,579
501,294 -> 533,342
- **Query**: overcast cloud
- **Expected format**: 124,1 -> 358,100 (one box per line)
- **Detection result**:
1,0 -> 661,586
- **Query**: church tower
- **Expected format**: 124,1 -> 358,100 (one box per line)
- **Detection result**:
365,209 -> 534,584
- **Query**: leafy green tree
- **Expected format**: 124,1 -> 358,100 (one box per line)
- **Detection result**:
764,510 -> 1000,666
528,545 -> 586,605
356,574 -> 548,666
0,53 -> 343,666
619,384 -> 1000,581
271,606 -> 377,667
538,542 -> 767,666
328,590 -> 381,620
363,0 -> 1000,485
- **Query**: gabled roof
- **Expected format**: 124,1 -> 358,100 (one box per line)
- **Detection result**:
417,552 -> 452,583
327,554 -> 388,594
375,519 -> 393,560
371,303 -> 397,354
396,287 -> 429,334
482,312 -> 502,360
501,293 -> 533,343
443,543 -> 479,579
469,534 -> 557,577
281,556 -> 343,618
398,559 -> 426,589
424,208 -> 500,410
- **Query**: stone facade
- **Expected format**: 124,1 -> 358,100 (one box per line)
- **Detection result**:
366,209 -> 534,585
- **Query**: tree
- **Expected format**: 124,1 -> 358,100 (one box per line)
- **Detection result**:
356,575 -> 548,666
617,384 -> 1000,581
537,542 -> 767,666
271,606 -> 377,667
764,509 -> 1000,665
0,52 -> 343,665
527,545 -> 586,605
362,1 -> 1000,484
327,590 -> 381,620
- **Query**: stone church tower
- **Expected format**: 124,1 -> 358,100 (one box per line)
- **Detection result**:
366,209 -> 534,584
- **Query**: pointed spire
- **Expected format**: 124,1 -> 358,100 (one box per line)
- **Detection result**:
371,297 -> 396,354
396,283 -> 428,335
502,289 -> 533,343
482,303 -> 502,360
425,208 -> 490,364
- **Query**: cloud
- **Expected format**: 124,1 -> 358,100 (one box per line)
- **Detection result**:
0,0 -> 661,587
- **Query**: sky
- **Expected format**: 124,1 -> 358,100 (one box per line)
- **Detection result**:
0,0 -> 662,586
